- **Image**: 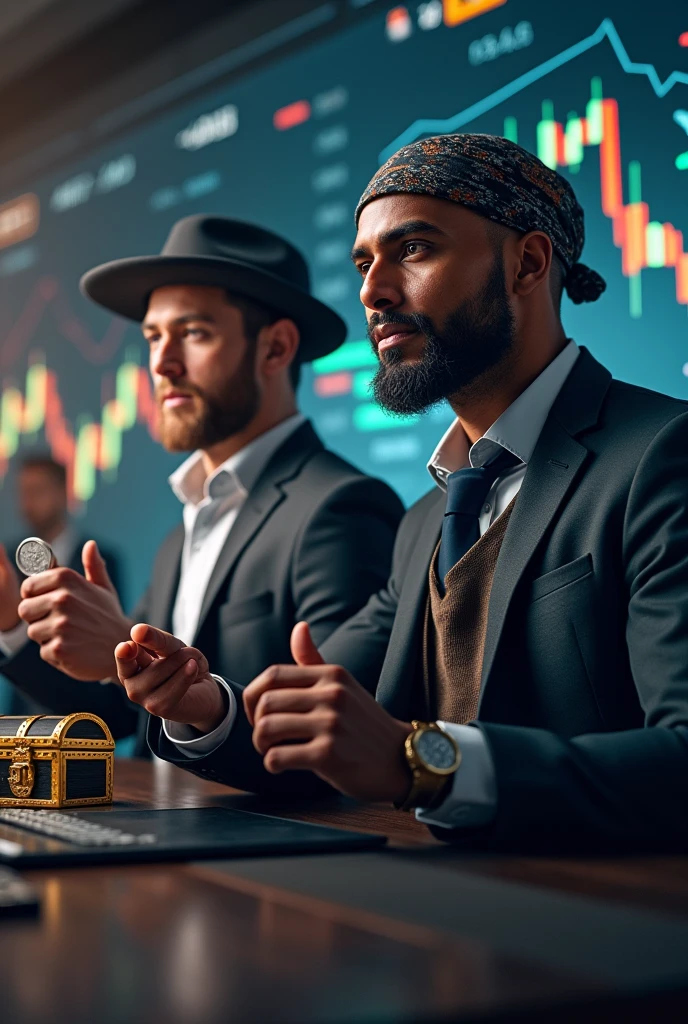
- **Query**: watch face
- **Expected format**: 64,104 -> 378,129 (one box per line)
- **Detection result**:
415,729 -> 457,771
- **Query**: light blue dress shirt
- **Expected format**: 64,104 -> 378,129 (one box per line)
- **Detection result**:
417,340 -> 580,828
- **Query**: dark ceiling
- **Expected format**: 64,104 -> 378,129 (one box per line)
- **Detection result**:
0,0 -> 257,165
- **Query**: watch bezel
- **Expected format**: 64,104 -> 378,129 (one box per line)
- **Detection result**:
410,724 -> 461,776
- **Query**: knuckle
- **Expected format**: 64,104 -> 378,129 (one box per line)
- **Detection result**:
257,691 -> 276,716
53,615 -> 69,634
317,735 -> 336,763
324,681 -> 347,709
142,698 -> 163,717
328,665 -> 349,687
320,709 -> 340,735
254,717 -> 272,744
262,665 -> 281,687
53,589 -> 71,610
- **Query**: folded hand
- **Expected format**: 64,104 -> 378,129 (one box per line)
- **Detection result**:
243,621 -> 412,804
115,623 -> 227,734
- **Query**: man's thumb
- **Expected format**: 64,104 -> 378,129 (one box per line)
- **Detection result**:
290,621 -> 324,666
82,541 -> 114,591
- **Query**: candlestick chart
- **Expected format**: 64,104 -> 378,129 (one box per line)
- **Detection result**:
0,0 -> 686,603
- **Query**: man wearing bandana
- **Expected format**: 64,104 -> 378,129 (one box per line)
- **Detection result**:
127,134 -> 688,853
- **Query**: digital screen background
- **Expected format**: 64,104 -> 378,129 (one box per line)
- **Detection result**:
1,0 -> 687,609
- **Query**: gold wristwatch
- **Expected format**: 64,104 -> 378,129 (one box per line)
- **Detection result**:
395,721 -> 461,812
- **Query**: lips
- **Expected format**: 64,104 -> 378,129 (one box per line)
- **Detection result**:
159,391 -> 195,408
373,324 -> 419,352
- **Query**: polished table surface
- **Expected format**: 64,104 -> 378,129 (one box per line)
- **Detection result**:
2,758 -> 688,1024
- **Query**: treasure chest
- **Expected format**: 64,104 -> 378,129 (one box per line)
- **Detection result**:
0,714 -> 114,808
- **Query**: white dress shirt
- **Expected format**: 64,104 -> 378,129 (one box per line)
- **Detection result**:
0,524 -> 81,657
417,340 -> 580,829
163,413 -> 306,755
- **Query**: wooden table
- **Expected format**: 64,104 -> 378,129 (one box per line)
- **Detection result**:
1,759 -> 687,1024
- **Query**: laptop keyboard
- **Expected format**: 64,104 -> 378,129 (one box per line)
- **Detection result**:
0,808 -> 157,847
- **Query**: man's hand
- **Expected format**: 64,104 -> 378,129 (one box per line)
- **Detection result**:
0,544 -> 21,632
18,540 -> 131,680
115,624 -> 227,734
244,622 -> 412,804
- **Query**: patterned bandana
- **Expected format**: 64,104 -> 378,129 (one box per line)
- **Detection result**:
355,133 -> 606,304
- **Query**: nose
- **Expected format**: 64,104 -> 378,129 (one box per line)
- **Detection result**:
149,331 -> 185,381
359,258 -> 404,314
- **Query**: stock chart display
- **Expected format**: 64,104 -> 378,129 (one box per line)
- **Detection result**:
1,0 -> 687,606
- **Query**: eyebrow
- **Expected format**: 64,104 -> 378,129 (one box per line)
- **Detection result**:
142,313 -> 216,331
350,220 -> 444,262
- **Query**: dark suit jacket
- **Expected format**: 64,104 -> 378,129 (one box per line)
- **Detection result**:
3,536 -> 121,717
156,350 -> 688,853
0,422 -> 404,753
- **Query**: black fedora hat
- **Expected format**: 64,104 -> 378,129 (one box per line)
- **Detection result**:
80,215 -> 347,362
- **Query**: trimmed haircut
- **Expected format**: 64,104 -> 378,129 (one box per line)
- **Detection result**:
19,454 -> 67,489
225,290 -> 302,391
485,220 -> 564,313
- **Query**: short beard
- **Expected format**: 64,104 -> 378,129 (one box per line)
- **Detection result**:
157,341 -> 260,452
369,255 -> 516,415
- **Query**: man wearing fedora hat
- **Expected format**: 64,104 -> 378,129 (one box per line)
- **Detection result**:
0,215 -> 403,757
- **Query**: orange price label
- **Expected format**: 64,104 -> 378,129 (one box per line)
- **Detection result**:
0,193 -> 40,251
443,0 -> 507,27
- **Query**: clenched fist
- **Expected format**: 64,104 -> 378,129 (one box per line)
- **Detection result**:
243,621 -> 412,804
18,540 -> 131,680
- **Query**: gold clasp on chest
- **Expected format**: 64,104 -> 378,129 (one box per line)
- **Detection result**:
8,742 -> 35,799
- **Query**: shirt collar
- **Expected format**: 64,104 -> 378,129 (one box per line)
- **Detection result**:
428,340 -> 580,488
169,413 -> 307,508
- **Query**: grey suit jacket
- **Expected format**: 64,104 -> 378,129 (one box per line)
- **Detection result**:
157,350 -> 688,853
1,422 -> 404,755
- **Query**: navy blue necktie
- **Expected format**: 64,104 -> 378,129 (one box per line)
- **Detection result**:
437,449 -> 518,596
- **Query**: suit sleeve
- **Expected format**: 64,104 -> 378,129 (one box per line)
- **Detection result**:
149,476 -> 406,794
0,585 -> 152,740
290,476 -> 403,665
438,413 -> 688,854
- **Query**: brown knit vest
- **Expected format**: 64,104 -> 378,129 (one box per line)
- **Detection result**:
423,498 -> 516,723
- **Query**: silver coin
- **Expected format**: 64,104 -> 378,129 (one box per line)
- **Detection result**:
15,538 -> 56,576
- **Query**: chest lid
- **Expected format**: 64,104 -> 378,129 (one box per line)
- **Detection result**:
0,714 -> 115,751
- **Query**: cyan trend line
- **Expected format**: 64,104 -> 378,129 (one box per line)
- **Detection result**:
379,19 -> 688,163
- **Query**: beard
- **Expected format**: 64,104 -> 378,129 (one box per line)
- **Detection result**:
156,342 -> 260,452
368,255 -> 516,415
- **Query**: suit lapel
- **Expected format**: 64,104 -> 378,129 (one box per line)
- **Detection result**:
377,491 -> 444,716
150,526 -> 184,631
192,422 -> 322,640
479,347 -> 612,701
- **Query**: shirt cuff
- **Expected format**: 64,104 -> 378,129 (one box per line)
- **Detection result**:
415,722 -> 497,830
162,675 -> 237,758
0,620 -> 29,658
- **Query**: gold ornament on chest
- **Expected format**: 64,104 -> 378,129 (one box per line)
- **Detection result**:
9,742 -> 35,799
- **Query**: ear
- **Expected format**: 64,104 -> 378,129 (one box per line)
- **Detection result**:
513,231 -> 553,298
258,318 -> 300,381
